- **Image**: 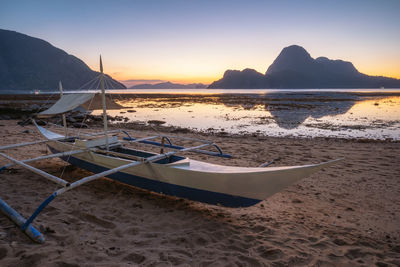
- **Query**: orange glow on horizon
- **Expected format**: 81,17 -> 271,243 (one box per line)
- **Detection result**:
88,61 -> 400,86
110,70 -> 400,87
116,75 -> 219,85
358,69 -> 400,80
87,62 -> 223,85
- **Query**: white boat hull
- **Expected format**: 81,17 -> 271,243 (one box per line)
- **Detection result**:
46,140 -> 338,207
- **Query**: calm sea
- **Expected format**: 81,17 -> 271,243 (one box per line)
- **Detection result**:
2,88 -> 399,140
90,89 -> 400,140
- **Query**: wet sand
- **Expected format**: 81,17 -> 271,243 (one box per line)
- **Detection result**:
0,120 -> 399,266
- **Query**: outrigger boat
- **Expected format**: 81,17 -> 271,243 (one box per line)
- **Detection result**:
0,57 -> 341,243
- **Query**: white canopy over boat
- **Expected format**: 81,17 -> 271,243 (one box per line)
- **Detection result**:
37,93 -> 123,118
38,93 -> 95,118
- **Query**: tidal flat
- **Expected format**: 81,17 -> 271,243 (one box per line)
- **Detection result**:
98,91 -> 400,141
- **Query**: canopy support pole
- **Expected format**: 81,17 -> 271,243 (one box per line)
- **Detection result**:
99,56 -> 109,151
59,81 -> 68,137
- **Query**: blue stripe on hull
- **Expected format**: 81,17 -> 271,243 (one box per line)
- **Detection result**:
50,147 -> 261,207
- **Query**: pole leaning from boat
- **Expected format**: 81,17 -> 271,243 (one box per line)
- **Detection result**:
99,55 -> 109,151
59,81 -> 68,137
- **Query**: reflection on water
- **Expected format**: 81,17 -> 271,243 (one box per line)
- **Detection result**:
94,92 -> 400,140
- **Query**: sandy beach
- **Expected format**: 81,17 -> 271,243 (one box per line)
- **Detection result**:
0,119 -> 399,266
2,0 -> 400,264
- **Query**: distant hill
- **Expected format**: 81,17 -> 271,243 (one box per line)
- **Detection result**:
0,29 -> 126,90
129,81 -> 207,89
208,45 -> 400,89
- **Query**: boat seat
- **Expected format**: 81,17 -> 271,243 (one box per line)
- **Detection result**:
75,136 -> 119,148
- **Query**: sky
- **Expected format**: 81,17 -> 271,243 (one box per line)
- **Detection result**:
1,0 -> 400,85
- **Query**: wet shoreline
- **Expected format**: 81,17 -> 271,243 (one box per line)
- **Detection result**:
1,91 -> 399,141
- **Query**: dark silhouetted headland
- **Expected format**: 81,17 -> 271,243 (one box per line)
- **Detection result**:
0,29 -> 126,90
208,45 -> 400,89
129,81 -> 207,89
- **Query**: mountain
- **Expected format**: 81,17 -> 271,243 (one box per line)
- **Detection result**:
129,81 -> 207,89
207,69 -> 266,89
208,45 -> 400,89
0,29 -> 126,90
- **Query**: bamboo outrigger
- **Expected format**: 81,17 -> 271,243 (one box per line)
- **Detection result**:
0,57 -> 342,243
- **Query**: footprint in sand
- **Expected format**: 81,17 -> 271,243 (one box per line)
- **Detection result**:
344,248 -> 374,260
123,252 -> 146,264
19,253 -> 44,266
79,212 -> 116,229
256,246 -> 284,261
333,238 -> 348,246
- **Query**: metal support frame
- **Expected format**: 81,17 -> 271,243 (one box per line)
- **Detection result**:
0,149 -> 88,170
0,138 -> 65,151
0,138 -> 215,243
17,141 -> 215,239
0,152 -> 70,187
0,197 -> 45,243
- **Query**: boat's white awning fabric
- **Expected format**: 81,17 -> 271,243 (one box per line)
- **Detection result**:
38,93 -> 95,118
80,94 -> 124,110
37,93 -> 124,118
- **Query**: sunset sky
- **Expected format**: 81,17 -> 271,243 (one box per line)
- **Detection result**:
1,0 -> 399,85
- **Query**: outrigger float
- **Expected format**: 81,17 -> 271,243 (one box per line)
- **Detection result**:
0,57 -> 341,243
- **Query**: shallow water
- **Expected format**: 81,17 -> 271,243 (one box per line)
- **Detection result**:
91,90 -> 400,140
